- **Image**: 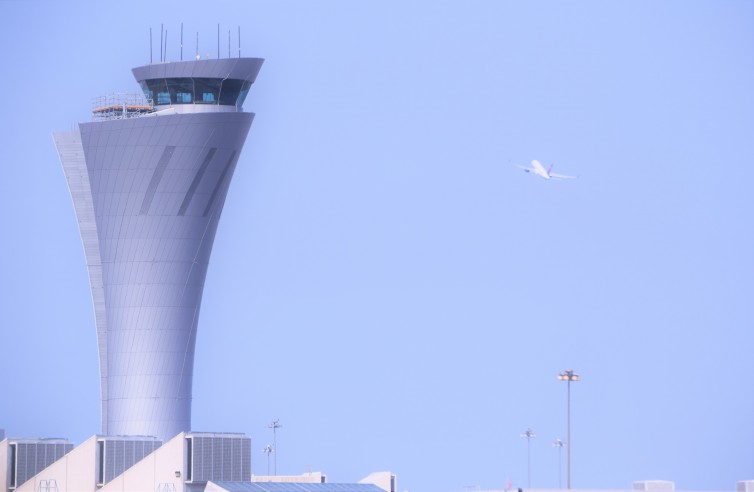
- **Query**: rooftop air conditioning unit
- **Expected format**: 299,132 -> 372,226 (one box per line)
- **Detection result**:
737,481 -> 754,492
632,481 -> 675,492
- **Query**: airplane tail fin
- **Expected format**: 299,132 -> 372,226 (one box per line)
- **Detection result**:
547,164 -> 554,176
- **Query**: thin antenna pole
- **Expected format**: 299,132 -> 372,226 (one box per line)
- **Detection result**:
160,24 -> 163,62
196,32 -> 199,59
217,23 -> 220,59
238,26 -> 241,58
150,28 -> 153,64
228,29 -> 231,59
181,23 -> 183,61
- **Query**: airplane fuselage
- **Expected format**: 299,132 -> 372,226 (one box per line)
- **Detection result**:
531,160 -> 551,179
515,159 -> 576,180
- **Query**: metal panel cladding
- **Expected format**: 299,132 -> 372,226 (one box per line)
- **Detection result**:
54,58 -> 262,442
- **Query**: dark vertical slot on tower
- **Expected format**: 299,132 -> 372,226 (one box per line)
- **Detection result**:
179,147 -> 217,216
141,146 -> 176,215
203,150 -> 237,217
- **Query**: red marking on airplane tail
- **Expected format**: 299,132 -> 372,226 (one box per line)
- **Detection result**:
547,164 -> 553,176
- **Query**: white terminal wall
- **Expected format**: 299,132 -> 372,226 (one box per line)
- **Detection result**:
14,437 -> 98,492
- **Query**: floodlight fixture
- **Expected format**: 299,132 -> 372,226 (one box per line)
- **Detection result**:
557,369 -> 580,489
268,420 -> 282,475
553,438 -> 565,489
520,428 -> 536,488
262,444 -> 273,475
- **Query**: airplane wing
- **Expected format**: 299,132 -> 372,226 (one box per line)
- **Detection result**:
548,172 -> 577,180
513,163 -> 533,172
512,160 -> 576,179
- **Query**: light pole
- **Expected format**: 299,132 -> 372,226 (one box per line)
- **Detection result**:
520,428 -> 536,488
269,419 -> 282,475
552,439 -> 564,489
262,444 -> 273,475
557,370 -> 579,489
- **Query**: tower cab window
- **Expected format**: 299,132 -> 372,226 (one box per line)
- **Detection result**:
139,77 -> 250,107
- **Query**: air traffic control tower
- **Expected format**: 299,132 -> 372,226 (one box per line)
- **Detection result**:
53,57 -> 263,442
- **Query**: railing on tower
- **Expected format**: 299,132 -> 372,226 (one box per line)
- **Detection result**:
92,93 -> 154,121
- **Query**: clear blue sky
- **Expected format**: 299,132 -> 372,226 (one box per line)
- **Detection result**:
0,1 -> 752,491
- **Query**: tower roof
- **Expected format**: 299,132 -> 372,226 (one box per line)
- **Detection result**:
132,57 -> 264,84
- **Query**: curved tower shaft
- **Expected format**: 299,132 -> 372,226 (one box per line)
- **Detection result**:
54,58 -> 263,441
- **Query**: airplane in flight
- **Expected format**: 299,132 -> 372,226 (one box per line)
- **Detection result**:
514,160 -> 577,180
